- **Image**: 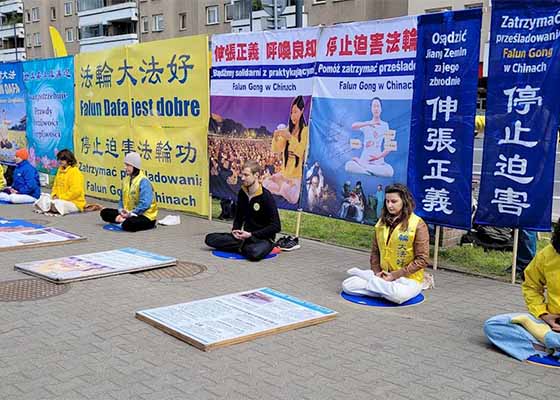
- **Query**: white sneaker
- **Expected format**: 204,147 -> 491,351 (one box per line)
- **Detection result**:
158,215 -> 181,226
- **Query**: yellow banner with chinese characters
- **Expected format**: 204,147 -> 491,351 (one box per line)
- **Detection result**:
74,35 -> 210,216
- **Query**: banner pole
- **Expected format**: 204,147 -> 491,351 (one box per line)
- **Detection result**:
433,225 -> 441,271
295,208 -> 303,237
511,228 -> 519,284
209,193 -> 212,221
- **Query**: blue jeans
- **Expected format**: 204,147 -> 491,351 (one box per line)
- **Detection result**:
517,230 -> 537,272
484,313 -> 560,361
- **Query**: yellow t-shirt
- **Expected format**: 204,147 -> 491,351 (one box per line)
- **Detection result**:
271,126 -> 309,179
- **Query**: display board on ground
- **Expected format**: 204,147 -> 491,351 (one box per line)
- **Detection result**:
15,248 -> 176,283
0,217 -> 84,251
136,287 -> 337,351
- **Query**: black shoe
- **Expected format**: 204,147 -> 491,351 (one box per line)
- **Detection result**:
278,236 -> 300,251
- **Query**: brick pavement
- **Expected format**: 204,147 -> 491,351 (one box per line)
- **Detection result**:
0,200 -> 558,400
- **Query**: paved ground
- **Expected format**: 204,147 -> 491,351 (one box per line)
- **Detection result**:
0,199 -> 558,400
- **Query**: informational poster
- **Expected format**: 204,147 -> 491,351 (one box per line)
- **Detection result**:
0,226 -> 84,251
136,287 -> 337,351
74,36 -> 210,216
210,28 -> 319,209
15,248 -> 176,283
475,0 -> 560,230
302,17 -> 417,224
0,62 -> 26,165
23,56 -> 75,174
408,10 -> 482,230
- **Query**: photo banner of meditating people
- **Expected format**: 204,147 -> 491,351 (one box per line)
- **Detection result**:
210,28 -> 320,212
301,17 -> 416,225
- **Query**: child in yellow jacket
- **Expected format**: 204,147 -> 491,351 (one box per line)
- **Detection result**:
34,149 -> 85,215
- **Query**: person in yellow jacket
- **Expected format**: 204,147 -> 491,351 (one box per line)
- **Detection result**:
484,219 -> 560,362
342,183 -> 430,304
262,95 -> 308,204
34,149 -> 85,215
0,163 -> 5,189
100,152 -> 157,232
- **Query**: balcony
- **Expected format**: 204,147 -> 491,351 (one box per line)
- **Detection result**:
80,32 -> 138,52
0,0 -> 23,16
0,22 -> 23,40
78,1 -> 137,27
0,46 -> 25,62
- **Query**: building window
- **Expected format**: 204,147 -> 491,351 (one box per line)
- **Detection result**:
26,34 -> 31,48
33,32 -> 41,46
206,5 -> 219,25
313,0 -> 326,3
179,12 -> 187,30
225,4 -> 233,22
141,16 -> 149,33
76,27 -> 81,40
425,6 -> 452,13
465,3 -> 483,9
31,7 -> 40,22
25,10 -> 31,23
51,7 -> 57,20
65,28 -> 74,42
64,1 -> 73,16
152,14 -> 164,32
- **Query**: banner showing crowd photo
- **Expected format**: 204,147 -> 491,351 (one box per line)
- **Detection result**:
302,17 -> 416,224
74,36 -> 210,216
408,10 -> 482,230
0,62 -> 26,165
475,0 -> 560,231
210,28 -> 320,210
23,56 -> 75,174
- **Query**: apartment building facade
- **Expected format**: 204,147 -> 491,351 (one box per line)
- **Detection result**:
0,0 -> 25,62
18,0 -> 491,63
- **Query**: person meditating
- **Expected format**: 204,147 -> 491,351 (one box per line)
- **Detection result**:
484,218 -> 560,362
34,149 -> 85,216
342,183 -> 429,304
0,148 -> 40,204
100,152 -> 158,232
205,160 -> 281,261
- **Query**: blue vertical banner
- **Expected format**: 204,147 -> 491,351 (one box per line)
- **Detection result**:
23,56 -> 75,174
0,62 -> 26,165
408,10 -> 482,230
475,0 -> 560,231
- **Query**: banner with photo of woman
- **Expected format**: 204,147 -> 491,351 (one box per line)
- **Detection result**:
210,28 -> 320,209
23,56 -> 75,174
302,17 -> 417,224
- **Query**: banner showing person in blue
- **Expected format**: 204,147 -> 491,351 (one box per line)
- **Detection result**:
475,0 -> 560,231
408,10 -> 482,230
23,56 -> 75,174
0,62 -> 26,165
303,17 -> 417,224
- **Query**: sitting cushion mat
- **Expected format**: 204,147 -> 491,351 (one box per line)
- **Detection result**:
340,291 -> 425,307
103,223 -> 123,232
526,355 -> 560,368
212,250 -> 277,260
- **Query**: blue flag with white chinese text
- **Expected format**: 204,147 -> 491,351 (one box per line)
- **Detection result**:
475,0 -> 560,231
408,9 -> 482,230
